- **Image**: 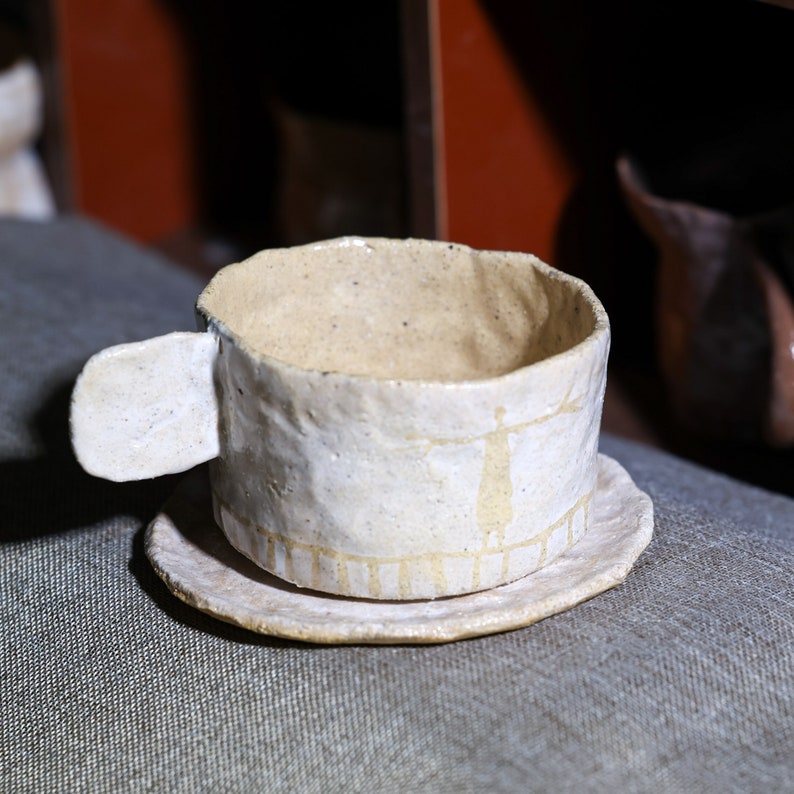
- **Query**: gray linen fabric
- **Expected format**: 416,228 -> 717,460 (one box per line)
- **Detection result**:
1,217 -> 792,793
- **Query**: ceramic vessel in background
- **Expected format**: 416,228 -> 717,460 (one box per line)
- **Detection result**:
71,238 -> 610,600
0,58 -> 55,219
618,156 -> 794,446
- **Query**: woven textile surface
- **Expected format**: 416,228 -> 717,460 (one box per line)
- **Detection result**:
1,218 -> 792,793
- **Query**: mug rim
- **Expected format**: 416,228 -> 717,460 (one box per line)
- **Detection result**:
195,236 -> 610,391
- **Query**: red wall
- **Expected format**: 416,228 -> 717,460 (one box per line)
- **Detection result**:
55,0 -> 196,242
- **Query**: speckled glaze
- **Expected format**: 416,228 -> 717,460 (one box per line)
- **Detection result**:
145,455 -> 653,644
71,237 -> 610,601
71,331 -> 219,481
196,237 -> 610,599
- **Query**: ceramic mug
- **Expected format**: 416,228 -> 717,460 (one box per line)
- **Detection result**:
71,237 -> 610,600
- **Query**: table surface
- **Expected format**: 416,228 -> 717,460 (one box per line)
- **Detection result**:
1,217 -> 792,793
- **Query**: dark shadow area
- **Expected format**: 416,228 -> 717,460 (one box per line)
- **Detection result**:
0,380 -> 181,542
607,365 -> 794,496
0,2 -> 30,69
158,1 -> 279,260
129,518 -> 302,648
158,0 -> 407,271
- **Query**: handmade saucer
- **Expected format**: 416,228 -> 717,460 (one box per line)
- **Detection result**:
145,454 -> 653,645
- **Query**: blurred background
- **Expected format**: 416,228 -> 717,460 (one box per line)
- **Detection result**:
2,0 -> 794,491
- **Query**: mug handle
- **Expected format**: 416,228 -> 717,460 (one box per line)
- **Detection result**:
70,331 -> 220,481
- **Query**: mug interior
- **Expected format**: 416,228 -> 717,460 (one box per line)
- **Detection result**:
198,238 -> 600,382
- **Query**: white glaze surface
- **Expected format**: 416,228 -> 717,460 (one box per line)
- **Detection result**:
145,454 -> 653,644
70,332 -> 219,481
198,238 -> 610,598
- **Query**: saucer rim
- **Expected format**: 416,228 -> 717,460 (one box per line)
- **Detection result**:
145,453 -> 653,644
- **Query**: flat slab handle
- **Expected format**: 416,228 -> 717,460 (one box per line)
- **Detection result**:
71,331 -> 219,481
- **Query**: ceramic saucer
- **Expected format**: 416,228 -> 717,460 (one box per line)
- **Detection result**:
145,454 -> 653,644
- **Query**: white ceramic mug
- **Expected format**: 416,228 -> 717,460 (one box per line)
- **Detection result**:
71,237 -> 610,600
